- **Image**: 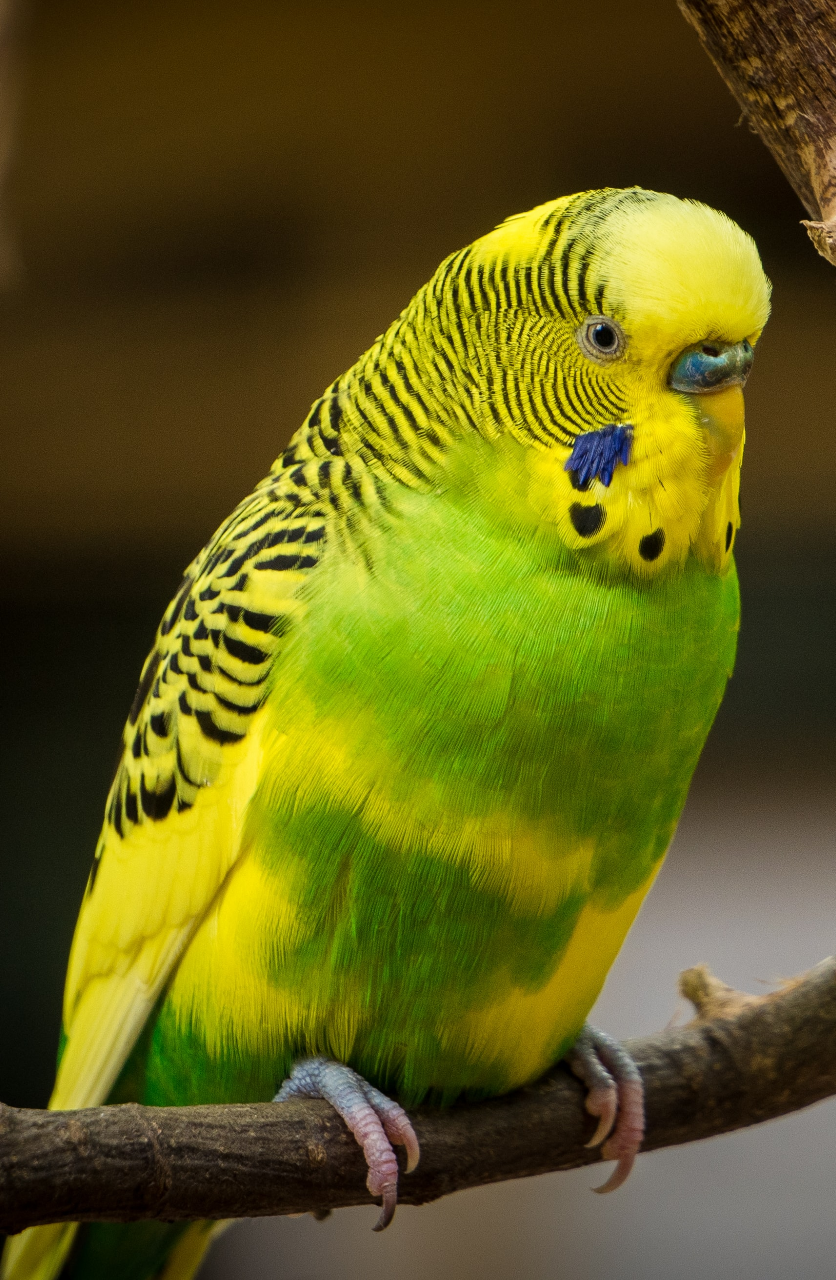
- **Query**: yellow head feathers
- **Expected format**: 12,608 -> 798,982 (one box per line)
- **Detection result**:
304,188 -> 769,579
473,187 -> 770,381
590,193 -> 770,362
441,188 -> 771,577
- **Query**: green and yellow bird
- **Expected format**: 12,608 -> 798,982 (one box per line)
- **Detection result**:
3,187 -> 770,1280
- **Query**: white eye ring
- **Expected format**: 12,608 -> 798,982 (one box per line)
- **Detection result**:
576,315 -> 626,363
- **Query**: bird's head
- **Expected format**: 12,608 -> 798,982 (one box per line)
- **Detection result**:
419,188 -> 770,577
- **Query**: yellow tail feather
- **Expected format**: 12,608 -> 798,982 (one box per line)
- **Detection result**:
0,1220 -> 229,1280
0,1223 -> 78,1280
158,1222 -> 230,1280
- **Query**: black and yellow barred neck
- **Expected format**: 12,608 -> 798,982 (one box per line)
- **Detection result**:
273,188 -> 655,493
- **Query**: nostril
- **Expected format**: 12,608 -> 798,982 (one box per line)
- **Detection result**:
701,345 -> 720,358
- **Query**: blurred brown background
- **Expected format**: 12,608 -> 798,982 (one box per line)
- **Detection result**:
0,2 -> 833,1277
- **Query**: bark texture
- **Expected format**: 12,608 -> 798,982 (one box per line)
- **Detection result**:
677,0 -> 836,263
3,960 -> 836,1234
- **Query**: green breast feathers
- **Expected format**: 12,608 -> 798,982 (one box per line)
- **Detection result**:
2,187 -> 771,1280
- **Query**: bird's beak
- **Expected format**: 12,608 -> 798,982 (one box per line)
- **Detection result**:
693,385 -> 745,480
669,339 -> 753,480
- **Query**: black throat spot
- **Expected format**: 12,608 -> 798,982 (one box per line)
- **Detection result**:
570,503 -> 606,537
639,529 -> 665,561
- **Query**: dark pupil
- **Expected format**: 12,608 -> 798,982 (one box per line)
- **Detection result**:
591,323 -> 616,350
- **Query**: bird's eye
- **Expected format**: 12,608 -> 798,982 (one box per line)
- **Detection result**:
591,323 -> 616,350
577,315 -> 625,363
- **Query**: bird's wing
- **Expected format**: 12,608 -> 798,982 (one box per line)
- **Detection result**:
51,478 -> 326,1112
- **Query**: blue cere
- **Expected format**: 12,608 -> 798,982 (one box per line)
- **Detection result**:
565,423 -> 633,490
668,339 -> 753,393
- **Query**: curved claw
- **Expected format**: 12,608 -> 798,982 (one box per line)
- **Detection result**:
593,1151 -> 637,1194
400,1124 -> 421,1174
583,1085 -> 618,1149
373,1183 -> 398,1232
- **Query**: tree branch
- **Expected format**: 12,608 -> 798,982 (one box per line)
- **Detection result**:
2,959 -> 836,1235
676,0 -> 836,264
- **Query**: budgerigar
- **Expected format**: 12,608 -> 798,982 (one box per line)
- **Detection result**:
3,188 -> 770,1280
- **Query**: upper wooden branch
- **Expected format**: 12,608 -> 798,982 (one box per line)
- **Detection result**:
677,0 -> 836,264
2,958 -> 836,1235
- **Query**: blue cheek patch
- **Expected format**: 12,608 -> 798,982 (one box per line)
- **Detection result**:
564,423 -> 633,490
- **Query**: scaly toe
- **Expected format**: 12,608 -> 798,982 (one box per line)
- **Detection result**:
595,1077 -> 644,1192
274,1057 -> 419,1230
360,1079 -> 421,1173
566,1025 -> 645,1191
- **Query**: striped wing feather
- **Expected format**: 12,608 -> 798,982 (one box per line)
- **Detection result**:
55,472 -> 327,1113
2,387 -> 356,1280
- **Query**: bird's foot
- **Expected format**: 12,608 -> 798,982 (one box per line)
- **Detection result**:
274,1057 -> 420,1231
565,1023 -> 644,1194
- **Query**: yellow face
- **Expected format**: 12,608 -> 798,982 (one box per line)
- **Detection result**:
468,190 -> 771,578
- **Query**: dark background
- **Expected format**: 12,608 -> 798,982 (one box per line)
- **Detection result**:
0,2 -> 834,1276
